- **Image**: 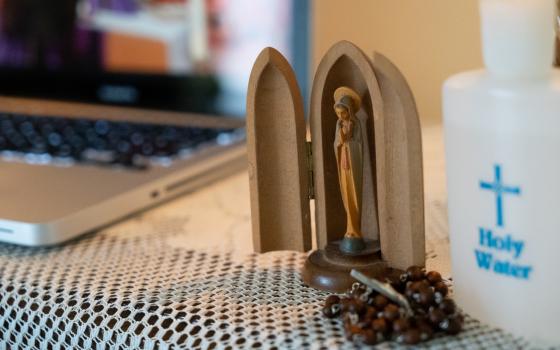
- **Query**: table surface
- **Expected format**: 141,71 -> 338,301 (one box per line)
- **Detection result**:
0,125 -> 533,349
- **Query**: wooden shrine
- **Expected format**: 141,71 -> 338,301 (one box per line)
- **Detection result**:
246,41 -> 425,292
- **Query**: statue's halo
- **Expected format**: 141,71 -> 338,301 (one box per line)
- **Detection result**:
334,86 -> 362,113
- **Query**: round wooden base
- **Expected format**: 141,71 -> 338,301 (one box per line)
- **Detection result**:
302,241 -> 395,293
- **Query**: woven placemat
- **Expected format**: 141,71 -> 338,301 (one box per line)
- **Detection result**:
0,126 -> 544,349
0,208 -> 532,350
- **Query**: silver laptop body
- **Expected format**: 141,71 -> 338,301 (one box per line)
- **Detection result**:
0,96 -> 245,246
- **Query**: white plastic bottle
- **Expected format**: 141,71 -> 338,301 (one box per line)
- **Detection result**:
443,0 -> 560,346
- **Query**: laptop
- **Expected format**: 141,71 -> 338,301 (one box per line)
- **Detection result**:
0,0 -> 309,246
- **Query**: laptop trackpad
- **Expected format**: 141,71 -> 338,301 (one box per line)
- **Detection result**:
0,162 -> 152,223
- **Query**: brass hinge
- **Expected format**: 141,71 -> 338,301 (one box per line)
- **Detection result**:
306,141 -> 314,200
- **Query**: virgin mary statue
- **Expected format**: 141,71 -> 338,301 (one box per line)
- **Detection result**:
333,87 -> 365,254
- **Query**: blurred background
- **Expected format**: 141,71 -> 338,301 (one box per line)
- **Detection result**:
0,0 -> 309,117
314,0 -> 483,126
315,0 -> 559,125
0,0 -> 558,124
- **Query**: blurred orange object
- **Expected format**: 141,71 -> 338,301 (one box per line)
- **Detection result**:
105,32 -> 167,73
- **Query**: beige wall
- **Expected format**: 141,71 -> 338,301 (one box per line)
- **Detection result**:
312,0 -> 483,125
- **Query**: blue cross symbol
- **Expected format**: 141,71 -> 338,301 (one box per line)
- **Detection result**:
480,164 -> 521,227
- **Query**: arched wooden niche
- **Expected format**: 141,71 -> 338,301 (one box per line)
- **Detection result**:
310,41 -> 385,253
246,48 -> 311,253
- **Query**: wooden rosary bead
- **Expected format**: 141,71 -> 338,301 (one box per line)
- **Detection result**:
339,298 -> 351,313
373,294 -> 389,309
434,281 -> 449,297
426,271 -> 442,284
325,295 -> 340,307
428,307 -> 446,326
406,266 -> 425,281
383,304 -> 400,321
347,299 -> 365,315
322,305 -> 335,318
401,328 -> 421,345
439,299 -> 457,315
363,306 -> 377,321
417,320 -> 434,341
440,317 -> 463,335
406,280 -> 430,297
344,324 -> 362,341
371,318 -> 388,334
357,320 -> 372,330
392,318 -> 410,333
360,329 -> 378,345
414,286 -> 435,306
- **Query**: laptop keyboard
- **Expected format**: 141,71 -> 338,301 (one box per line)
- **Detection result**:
0,113 -> 242,170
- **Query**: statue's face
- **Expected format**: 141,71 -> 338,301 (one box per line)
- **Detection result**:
335,106 -> 350,121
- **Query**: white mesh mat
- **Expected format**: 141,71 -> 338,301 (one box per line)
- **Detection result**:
0,205 -> 534,349
0,126 -> 543,349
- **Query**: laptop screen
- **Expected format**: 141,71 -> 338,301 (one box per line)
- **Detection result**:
0,0 -> 310,117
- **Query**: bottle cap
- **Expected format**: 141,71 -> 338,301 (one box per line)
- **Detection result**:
480,0 -> 556,78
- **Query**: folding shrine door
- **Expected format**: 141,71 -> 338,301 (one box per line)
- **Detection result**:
246,48 -> 311,253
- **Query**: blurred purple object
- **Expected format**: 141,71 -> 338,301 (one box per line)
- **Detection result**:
88,0 -> 140,13
0,38 -> 31,68
0,26 -> 102,70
